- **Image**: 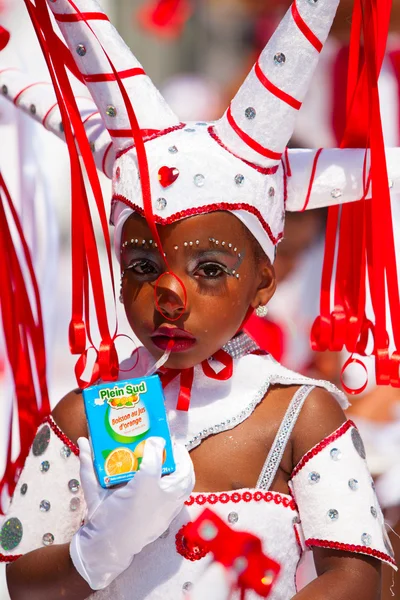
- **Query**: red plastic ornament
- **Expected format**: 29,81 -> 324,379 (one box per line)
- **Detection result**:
158,166 -> 179,188
0,26 -> 10,51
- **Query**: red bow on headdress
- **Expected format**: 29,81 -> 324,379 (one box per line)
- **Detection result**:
137,0 -> 193,39
183,508 -> 281,598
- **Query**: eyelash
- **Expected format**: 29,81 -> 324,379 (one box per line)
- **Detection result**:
125,259 -> 232,281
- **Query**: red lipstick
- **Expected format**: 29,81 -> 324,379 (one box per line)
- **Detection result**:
151,326 -> 196,352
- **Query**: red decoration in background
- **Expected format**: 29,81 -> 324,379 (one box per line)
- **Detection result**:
0,25 -> 10,51
137,0 -> 193,39
158,165 -> 180,187
184,508 -> 281,597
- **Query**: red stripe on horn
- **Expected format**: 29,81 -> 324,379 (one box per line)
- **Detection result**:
291,1 -> 323,53
53,11 -> 109,23
84,67 -> 145,83
13,81 -> 51,105
42,101 -> 59,127
102,142 -> 114,177
226,106 -> 282,161
254,61 -> 302,110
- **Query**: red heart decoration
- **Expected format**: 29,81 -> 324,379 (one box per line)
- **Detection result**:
158,166 -> 179,188
0,27 -> 10,52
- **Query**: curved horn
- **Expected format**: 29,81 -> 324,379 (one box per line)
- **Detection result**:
215,0 -> 340,168
0,65 -> 114,177
45,0 -> 180,152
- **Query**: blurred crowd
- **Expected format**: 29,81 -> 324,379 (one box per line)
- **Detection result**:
1,0 -> 400,597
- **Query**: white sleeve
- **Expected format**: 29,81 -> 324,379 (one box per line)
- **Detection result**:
0,417 -> 86,563
289,420 -> 397,570
286,148 -> 400,211
0,563 -> 10,600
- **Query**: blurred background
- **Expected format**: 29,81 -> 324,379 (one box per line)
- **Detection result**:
0,0 -> 400,596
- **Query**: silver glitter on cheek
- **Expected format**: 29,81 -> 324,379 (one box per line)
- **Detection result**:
0,518 -> 23,551
327,509 -> 339,521
330,448 -> 341,461
42,533 -> 55,547
32,425 -> 51,456
351,428 -> 366,459
308,471 -> 320,484
361,533 -> 372,546
68,479 -> 80,494
228,512 -> 239,524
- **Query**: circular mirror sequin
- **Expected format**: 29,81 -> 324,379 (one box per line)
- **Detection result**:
168,146 -> 178,154
40,500 -> 51,512
245,107 -> 256,120
30,104 -> 36,115
68,479 -> 80,494
60,446 -> 72,459
105,105 -> 117,118
348,478 -> 359,491
20,483 -> 28,496
361,533 -> 372,546
274,53 -> 286,66
182,582 -> 192,592
351,428 -> 366,459
268,187 -> 275,198
76,44 -> 86,56
228,512 -> 239,524
327,509 -> 339,521
42,533 -> 54,546
199,521 -> 218,541
330,448 -> 342,461
235,174 -> 245,186
331,188 -> 343,199
40,461 -> 50,473
194,174 -> 205,187
156,197 -> 167,210
0,518 -> 23,551
370,506 -> 377,518
32,425 -> 51,456
70,497 -> 81,512
308,471 -> 320,484
1,85 -> 8,95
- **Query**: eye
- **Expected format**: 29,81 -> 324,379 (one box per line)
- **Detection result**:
194,262 -> 230,279
126,259 -> 159,277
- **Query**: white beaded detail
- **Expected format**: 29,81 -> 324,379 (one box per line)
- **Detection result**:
256,386 -> 315,490
222,333 -> 259,359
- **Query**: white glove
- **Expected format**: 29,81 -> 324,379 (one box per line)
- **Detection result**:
70,436 -> 195,590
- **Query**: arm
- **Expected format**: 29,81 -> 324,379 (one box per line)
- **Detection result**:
290,388 -> 384,600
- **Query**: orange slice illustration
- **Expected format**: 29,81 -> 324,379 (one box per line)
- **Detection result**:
105,448 -> 137,476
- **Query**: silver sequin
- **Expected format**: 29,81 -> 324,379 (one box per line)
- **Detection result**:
235,174 -> 245,186
106,105 -> 117,118
348,478 -> 359,491
184,128 -> 195,132
0,518 -> 23,551
30,104 -> 36,115
76,44 -> 87,57
327,509 -> 339,521
156,197 -> 167,210
330,448 -> 342,461
40,500 -> 51,512
20,483 -> 28,496
1,85 -> 8,95
33,425 -> 51,456
371,506 -> 377,518
307,0 -> 318,4
361,533 -> 372,546
351,428 -> 366,459
199,521 -> 218,541
194,174 -> 205,187
228,512 -> 239,524
245,107 -> 256,120
60,446 -> 72,459
274,53 -> 286,66
68,479 -> 80,494
308,471 -> 320,484
42,533 -> 54,546
182,582 -> 192,592
70,497 -> 81,512
40,461 -> 50,473
268,187 -> 275,198
168,146 -> 178,154
331,188 -> 343,199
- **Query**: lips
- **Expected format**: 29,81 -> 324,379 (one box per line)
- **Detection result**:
151,326 -> 196,352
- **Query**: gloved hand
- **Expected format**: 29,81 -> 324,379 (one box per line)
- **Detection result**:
70,436 -> 195,590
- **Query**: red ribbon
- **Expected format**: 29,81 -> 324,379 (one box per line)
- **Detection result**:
184,508 -> 281,598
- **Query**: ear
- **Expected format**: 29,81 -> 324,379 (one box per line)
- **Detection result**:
250,261 -> 276,309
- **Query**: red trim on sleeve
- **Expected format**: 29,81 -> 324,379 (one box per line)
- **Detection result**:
291,1 -> 323,53
291,420 -> 355,478
13,81 -> 51,105
53,12 -> 109,23
306,538 -> 396,567
42,101 -> 59,127
254,61 -> 302,110
44,415 -> 79,456
83,67 -> 145,83
102,142 -> 114,177
301,148 -> 323,211
226,106 -> 282,161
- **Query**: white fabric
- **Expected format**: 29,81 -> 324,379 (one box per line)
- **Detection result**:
290,425 -> 396,567
189,563 -> 235,600
70,437 -> 194,590
0,564 -> 11,600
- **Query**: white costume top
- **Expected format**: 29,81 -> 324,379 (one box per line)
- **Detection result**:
0,336 -> 396,599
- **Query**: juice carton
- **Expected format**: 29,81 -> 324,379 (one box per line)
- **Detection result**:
82,375 -> 175,488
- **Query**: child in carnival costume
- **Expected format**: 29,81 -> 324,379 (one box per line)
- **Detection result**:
0,0 -> 399,598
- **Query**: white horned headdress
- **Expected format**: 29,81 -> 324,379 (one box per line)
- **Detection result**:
2,0 -> 399,389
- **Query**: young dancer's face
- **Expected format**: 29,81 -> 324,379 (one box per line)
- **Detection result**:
120,211 -> 276,369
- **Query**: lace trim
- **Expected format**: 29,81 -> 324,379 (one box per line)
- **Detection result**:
291,420 -> 354,478
306,538 -> 397,568
257,385 -> 315,490
0,553 -> 22,562
44,415 -> 80,456
185,489 -> 297,510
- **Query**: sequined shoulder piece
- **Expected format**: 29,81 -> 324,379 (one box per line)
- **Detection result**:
289,421 -> 397,570
0,419 -> 85,562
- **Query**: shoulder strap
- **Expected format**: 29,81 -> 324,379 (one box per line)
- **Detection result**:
256,385 -> 315,490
